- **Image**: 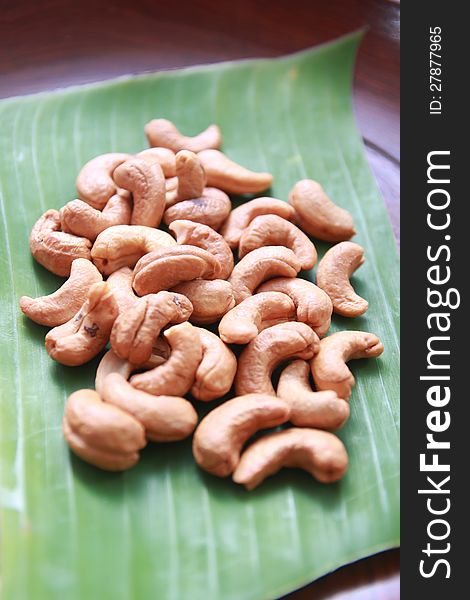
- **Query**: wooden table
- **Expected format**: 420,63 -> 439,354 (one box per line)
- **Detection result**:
0,0 -> 400,597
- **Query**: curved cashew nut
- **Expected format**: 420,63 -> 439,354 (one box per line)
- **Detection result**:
310,331 -> 384,399
220,197 -> 296,249
91,225 -> 176,275
76,153 -> 132,210
288,179 -> 356,242
101,373 -> 197,442
132,245 -> 219,296
218,291 -> 296,344
239,214 -> 317,270
110,291 -> 193,365
169,219 -> 234,279
233,428 -> 348,490
257,277 -> 333,338
198,150 -> 273,194
172,150 -> 207,203
235,322 -> 320,396
228,246 -> 301,304
163,187 -> 231,231
316,242 -> 368,317
45,282 -> 118,366
191,328 -> 237,401
106,267 -> 139,314
136,147 -> 176,177
19,258 -> 102,327
171,279 -> 236,324
277,360 -> 349,430
192,394 -> 290,477
144,119 -> 221,153
130,322 -> 203,395
63,389 -> 146,471
29,209 -> 92,276
113,157 -> 166,227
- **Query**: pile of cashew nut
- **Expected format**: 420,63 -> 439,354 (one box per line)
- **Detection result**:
19,118 -> 384,489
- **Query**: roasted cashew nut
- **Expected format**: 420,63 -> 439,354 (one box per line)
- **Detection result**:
163,187 -> 231,231
288,179 -> 356,242
316,241 -> 368,317
136,147 -> 176,177
218,291 -> 296,345
63,389 -> 146,471
106,267 -> 139,314
277,360 -> 349,430
228,246 -> 301,304
19,258 -> 102,327
171,280 -> 236,324
235,322 -> 320,396
192,394 -> 290,477
233,428 -> 348,490
45,282 -> 118,366
310,331 -> 384,399
172,150 -> 207,203
144,119 -> 221,153
198,150 -> 273,194
76,153 -> 132,210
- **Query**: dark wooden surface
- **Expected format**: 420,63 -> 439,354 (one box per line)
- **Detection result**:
0,0 -> 400,597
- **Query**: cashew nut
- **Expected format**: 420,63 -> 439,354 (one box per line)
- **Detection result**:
130,322 -> 202,396
91,225 -> 176,275
106,267 -> 139,314
277,360 -> 349,430
45,282 -> 118,366
310,331 -> 384,399
19,258 -> 102,327
239,214 -> 317,270
218,292 -> 296,344
228,246 -> 301,304
192,394 -> 290,477
191,328 -> 237,401
173,150 -> 207,202
169,219 -> 234,279
171,279 -> 236,324
76,153 -> 132,210
315,241 -> 368,317
132,245 -> 219,296
165,176 -> 179,206
101,373 -> 197,442
145,119 -> 221,153
235,322 -> 319,396
198,150 -> 273,194
233,428 -> 348,490
163,187 -> 231,231
63,389 -> 146,471
136,147 -> 176,177
288,179 -> 356,242
113,157 -> 166,227
29,209 -> 92,276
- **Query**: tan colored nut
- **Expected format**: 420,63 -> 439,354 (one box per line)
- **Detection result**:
198,150 -> 273,194
19,258 -> 102,327
173,150 -> 207,202
63,389 -> 146,471
169,219 -> 234,279
91,225 -> 176,275
136,147 -> 176,177
29,209 -> 92,276
110,292 -> 193,365
113,157 -> 166,227
277,360 -> 349,430
192,394 -> 290,477
130,322 -> 202,395
316,242 -> 368,317
101,373 -> 197,442
257,277 -> 333,338
132,245 -> 219,296
219,292 -> 296,344
288,179 -> 356,242
144,118 -> 221,153
76,153 -> 132,210
311,331 -> 384,399
233,428 -> 348,490
239,214 -> 317,270
45,282 -> 118,366
228,246 -> 301,304
171,279 -> 236,324
163,187 -> 231,231
106,267 -> 139,314
192,328 -> 237,401
235,322 -> 320,396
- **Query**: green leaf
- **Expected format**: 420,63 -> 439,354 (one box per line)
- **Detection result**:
0,32 -> 399,600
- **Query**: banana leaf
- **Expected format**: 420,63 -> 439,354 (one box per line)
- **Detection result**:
0,32 -> 399,600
